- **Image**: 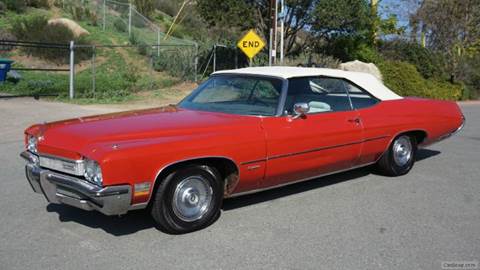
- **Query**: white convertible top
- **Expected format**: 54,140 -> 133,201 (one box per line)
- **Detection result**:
213,66 -> 402,101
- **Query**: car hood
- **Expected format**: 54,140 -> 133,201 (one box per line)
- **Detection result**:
27,106 -> 260,159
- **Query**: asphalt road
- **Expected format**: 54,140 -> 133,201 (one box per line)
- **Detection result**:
0,98 -> 479,270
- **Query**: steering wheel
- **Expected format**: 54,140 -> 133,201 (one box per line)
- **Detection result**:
250,96 -> 270,106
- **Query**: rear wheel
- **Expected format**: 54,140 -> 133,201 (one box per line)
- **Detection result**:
150,165 -> 223,234
376,135 -> 417,176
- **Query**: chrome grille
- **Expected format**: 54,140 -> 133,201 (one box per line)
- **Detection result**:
39,155 -> 85,176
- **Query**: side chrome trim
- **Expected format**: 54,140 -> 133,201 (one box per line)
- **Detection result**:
241,158 -> 267,165
228,161 -> 376,198
240,135 -> 389,165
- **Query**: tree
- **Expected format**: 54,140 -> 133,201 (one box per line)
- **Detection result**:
411,0 -> 480,82
196,0 -> 255,31
310,0 -> 370,40
281,0 -> 317,55
195,0 -> 316,56
134,0 -> 155,17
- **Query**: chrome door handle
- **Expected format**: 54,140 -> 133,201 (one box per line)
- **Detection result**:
348,118 -> 361,124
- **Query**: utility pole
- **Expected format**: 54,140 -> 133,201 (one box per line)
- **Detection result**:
269,0 -> 277,65
274,0 -> 278,65
279,0 -> 285,65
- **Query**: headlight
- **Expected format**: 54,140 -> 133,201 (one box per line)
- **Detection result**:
84,159 -> 103,186
27,135 -> 38,154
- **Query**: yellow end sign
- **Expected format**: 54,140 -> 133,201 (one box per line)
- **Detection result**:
237,30 -> 266,59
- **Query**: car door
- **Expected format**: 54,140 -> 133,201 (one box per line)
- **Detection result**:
260,76 -> 364,188
342,81 -> 390,165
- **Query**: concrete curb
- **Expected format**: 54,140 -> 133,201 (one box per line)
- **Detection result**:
457,100 -> 480,105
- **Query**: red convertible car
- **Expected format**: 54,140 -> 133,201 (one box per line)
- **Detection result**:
21,67 -> 464,233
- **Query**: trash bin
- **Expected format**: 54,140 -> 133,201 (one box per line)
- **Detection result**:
0,59 -> 14,83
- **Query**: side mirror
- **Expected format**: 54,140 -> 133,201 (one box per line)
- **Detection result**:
292,102 -> 310,119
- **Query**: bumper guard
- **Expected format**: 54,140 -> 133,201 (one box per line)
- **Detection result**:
21,151 -> 132,216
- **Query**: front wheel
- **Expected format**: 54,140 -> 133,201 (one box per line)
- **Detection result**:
150,165 -> 223,234
376,135 -> 417,176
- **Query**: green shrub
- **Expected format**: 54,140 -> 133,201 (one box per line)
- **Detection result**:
52,0 -> 62,8
378,60 -> 462,100
380,41 -> 447,80
11,13 -> 49,40
88,11 -> 98,26
10,14 -> 91,63
320,36 -> 366,62
131,13 -> 147,28
27,0 -> 50,8
0,29 -> 16,51
3,0 -> 27,13
114,18 -> 127,32
0,72 -> 68,96
350,44 -> 382,64
137,41 -> 149,56
129,31 -> 139,45
155,13 -> 164,22
284,53 -> 341,68
0,1 -> 7,14
153,48 -> 195,80
155,0 -> 179,17
61,1 -> 93,20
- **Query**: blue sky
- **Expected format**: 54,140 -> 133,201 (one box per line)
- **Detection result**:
379,0 -> 419,28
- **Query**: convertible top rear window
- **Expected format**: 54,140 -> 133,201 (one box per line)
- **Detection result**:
179,75 -> 283,116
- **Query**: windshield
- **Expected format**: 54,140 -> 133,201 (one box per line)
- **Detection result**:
179,75 -> 283,116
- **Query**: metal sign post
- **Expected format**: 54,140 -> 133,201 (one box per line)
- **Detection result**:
268,29 -> 273,66
91,45 -> 96,96
69,41 -> 75,99
102,0 -> 106,31
128,3 -> 132,38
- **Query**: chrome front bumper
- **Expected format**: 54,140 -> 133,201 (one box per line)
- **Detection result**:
21,151 -> 132,216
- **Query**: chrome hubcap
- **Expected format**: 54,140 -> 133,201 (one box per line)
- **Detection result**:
393,136 -> 413,166
172,176 -> 213,222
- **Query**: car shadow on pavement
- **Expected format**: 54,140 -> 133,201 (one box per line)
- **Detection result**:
416,148 -> 441,161
223,166 -> 372,211
46,204 -> 156,236
46,148 -> 440,236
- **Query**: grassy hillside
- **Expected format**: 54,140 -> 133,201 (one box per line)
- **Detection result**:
0,3 -> 196,104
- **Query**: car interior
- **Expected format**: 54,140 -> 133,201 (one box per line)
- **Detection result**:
285,77 -> 378,114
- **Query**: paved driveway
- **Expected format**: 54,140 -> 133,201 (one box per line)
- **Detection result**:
0,98 -> 479,270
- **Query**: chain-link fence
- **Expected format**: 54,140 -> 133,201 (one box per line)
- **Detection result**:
86,0 -> 196,47
0,1 -> 258,100
75,43 -> 198,100
0,41 -> 71,98
0,40 -> 198,100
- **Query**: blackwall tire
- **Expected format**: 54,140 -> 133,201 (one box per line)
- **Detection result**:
376,135 -> 417,176
150,165 -> 223,234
